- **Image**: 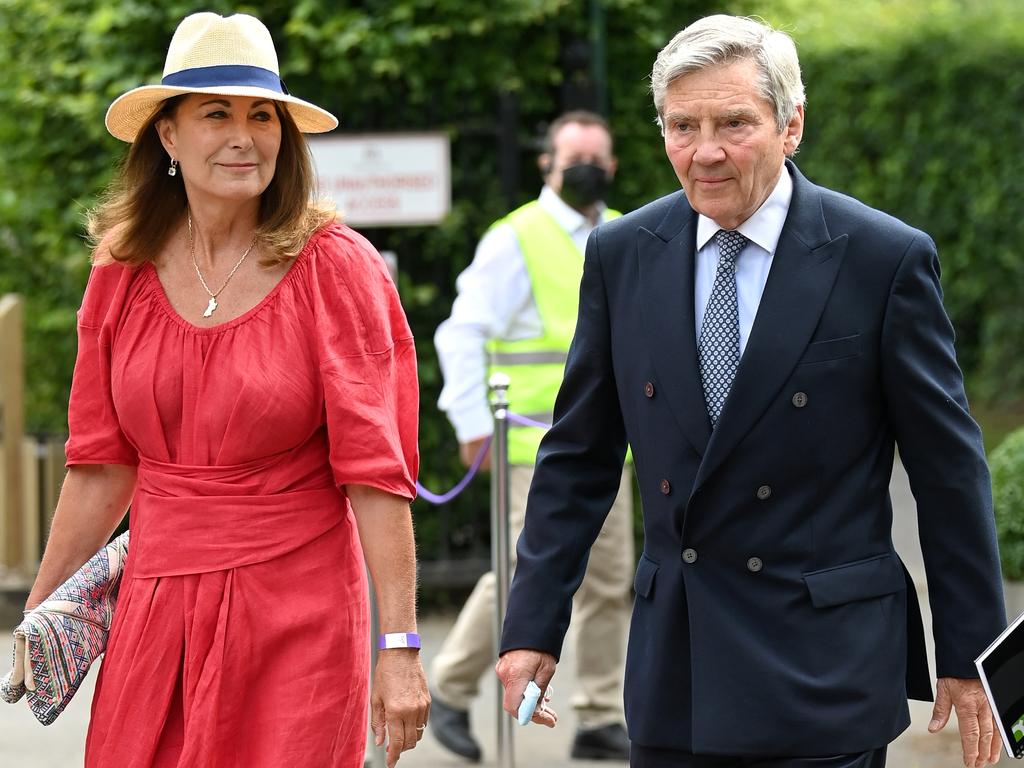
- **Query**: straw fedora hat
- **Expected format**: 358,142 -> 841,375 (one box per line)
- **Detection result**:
105,12 -> 337,142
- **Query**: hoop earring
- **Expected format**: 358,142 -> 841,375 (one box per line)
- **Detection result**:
168,159 -> 178,177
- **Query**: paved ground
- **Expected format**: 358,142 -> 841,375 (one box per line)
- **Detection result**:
0,461 -> 981,766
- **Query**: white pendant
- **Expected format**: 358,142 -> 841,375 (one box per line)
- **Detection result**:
203,297 -> 218,317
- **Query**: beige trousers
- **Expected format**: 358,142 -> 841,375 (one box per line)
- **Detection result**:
431,464 -> 634,728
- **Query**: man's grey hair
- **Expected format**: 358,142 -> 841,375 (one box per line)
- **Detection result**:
652,15 -> 806,134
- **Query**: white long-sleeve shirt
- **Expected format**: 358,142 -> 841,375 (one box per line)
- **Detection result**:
435,186 -> 613,441
694,168 -> 793,355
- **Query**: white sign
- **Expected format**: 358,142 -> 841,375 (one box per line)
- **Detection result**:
308,133 -> 451,227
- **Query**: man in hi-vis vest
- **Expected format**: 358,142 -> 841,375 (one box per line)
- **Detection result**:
431,111 -> 634,762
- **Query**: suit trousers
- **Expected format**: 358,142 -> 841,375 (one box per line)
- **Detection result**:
431,464 -> 634,727
630,745 -> 887,768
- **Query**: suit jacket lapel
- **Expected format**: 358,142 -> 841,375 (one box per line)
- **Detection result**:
694,163 -> 849,490
638,192 -> 712,457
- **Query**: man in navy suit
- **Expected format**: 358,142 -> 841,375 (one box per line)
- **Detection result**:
496,14 -> 1006,768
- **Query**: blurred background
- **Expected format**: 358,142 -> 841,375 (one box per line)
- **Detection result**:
0,1 -> 1022,762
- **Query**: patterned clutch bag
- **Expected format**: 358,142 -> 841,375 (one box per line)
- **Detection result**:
0,532 -> 129,725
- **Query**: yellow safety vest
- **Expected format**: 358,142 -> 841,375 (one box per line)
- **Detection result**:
486,201 -> 622,465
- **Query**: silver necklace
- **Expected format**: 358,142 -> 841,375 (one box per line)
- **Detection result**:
187,212 -> 258,317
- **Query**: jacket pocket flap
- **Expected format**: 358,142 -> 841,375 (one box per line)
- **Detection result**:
634,554 -> 659,599
798,334 -> 861,364
803,553 -> 905,608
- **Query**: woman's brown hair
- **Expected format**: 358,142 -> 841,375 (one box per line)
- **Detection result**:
88,97 -> 335,267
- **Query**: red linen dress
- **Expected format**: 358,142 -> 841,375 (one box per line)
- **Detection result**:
64,223 -> 419,768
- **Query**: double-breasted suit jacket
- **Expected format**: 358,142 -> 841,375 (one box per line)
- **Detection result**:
500,161 -> 1006,756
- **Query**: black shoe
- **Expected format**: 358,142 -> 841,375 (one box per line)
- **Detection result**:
570,723 -> 630,760
429,693 -> 482,762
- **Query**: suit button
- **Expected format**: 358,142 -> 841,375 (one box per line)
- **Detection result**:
792,391 -> 809,408
644,381 -> 655,398
756,485 -> 772,501
747,557 -> 763,573
660,479 -> 671,495
683,548 -> 698,564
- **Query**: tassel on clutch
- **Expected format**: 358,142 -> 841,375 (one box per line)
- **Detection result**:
0,532 -> 129,725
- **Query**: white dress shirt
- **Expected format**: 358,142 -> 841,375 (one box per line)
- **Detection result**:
694,168 -> 793,355
435,186 -> 611,441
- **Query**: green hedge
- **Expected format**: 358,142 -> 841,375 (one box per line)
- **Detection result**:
1,0 -> 1021,571
992,427 -> 1024,580
777,2 -> 1024,403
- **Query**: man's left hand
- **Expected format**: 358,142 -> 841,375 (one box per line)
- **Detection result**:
929,676 -> 1001,767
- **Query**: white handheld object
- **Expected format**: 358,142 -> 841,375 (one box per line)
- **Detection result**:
517,681 -> 543,725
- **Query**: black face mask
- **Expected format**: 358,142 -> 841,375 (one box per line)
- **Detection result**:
559,163 -> 610,208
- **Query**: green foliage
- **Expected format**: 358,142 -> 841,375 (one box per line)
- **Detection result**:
992,428 -> 1024,580
1,0 -> 1022,574
741,0 -> 1024,401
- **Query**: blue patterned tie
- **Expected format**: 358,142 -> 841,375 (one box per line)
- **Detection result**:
699,230 -> 747,427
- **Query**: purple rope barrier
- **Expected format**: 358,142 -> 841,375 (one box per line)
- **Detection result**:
413,413 -> 553,505
506,412 -> 552,430
415,435 -> 493,505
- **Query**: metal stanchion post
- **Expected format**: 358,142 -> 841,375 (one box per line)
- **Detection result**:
489,373 -> 515,768
366,587 -> 387,768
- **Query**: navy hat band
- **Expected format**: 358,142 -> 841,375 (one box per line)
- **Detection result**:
162,64 -> 289,95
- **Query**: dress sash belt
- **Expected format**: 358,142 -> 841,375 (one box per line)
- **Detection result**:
130,457 -> 346,578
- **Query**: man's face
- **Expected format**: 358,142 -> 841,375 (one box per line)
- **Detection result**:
542,122 -> 617,200
662,58 -> 803,230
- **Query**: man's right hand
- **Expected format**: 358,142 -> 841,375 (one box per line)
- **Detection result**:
459,437 -> 491,470
495,649 -> 558,728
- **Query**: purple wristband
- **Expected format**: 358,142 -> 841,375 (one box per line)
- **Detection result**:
378,632 -> 421,650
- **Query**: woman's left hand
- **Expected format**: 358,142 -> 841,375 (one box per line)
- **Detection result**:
370,648 -> 430,767
347,485 -> 429,765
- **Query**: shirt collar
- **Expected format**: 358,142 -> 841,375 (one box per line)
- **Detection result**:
695,166 -> 793,253
538,185 -> 607,233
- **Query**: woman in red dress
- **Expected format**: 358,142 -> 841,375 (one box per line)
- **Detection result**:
23,12 -> 429,767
